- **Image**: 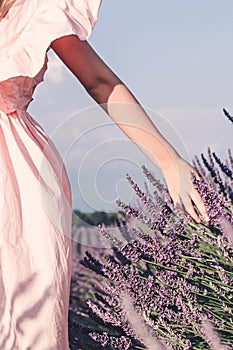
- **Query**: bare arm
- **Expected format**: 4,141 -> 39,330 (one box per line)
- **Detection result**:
50,35 -> 208,222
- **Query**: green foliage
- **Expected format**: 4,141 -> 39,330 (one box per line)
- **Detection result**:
72,210 -> 125,228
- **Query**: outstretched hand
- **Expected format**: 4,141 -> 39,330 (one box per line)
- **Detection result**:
51,36 -> 209,225
162,157 -> 208,223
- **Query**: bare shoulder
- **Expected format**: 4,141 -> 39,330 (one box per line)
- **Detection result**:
50,34 -> 90,60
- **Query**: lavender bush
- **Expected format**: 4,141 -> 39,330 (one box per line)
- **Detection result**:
70,109 -> 233,350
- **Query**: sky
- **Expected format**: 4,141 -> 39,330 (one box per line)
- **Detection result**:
29,0 -> 233,212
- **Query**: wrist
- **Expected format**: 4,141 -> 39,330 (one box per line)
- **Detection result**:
157,147 -> 181,172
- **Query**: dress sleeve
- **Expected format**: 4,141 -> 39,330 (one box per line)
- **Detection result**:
0,0 -> 103,81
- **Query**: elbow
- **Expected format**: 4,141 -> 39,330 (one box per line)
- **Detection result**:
85,76 -> 122,104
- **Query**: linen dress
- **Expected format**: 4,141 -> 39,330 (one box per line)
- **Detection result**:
0,0 -> 102,349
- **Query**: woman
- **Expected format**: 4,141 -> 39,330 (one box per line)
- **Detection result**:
0,0 -> 208,349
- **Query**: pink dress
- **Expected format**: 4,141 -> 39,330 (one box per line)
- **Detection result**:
0,0 -> 102,349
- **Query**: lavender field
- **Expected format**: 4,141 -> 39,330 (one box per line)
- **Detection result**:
68,110 -> 233,350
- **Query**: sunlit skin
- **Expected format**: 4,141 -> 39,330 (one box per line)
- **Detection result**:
51,35 -> 208,223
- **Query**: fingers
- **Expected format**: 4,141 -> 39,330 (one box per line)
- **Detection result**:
186,200 -> 201,223
164,162 -> 209,224
174,190 -> 209,224
190,188 -> 209,222
175,197 -> 200,224
189,168 -> 209,222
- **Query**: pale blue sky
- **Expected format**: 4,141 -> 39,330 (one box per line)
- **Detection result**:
29,0 -> 233,212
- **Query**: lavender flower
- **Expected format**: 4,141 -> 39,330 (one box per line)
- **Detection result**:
120,292 -> 169,350
223,108 -> 233,124
89,332 -> 132,350
201,320 -> 231,350
73,111 -> 233,349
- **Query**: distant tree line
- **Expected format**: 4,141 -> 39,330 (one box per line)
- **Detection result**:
72,210 -> 125,228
